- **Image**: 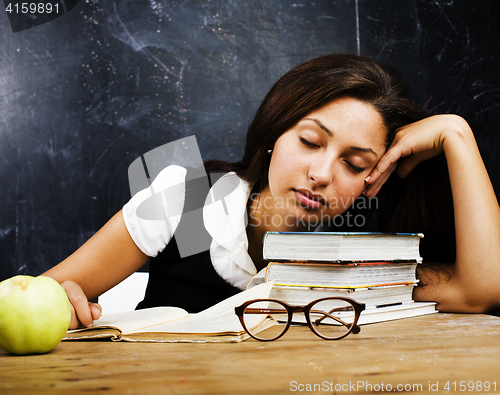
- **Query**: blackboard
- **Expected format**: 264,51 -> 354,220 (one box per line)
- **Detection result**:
0,0 -> 499,281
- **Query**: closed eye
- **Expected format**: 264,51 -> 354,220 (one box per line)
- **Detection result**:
345,160 -> 366,173
300,137 -> 319,148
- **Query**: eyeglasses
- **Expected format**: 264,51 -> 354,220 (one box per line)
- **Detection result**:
235,297 -> 365,341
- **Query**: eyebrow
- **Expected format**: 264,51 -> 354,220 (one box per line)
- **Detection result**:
303,117 -> 333,137
303,117 -> 379,157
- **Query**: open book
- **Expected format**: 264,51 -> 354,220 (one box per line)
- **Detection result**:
63,282 -> 274,343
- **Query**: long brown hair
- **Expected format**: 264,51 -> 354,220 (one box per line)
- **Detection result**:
207,54 -> 426,190
206,54 -> 455,263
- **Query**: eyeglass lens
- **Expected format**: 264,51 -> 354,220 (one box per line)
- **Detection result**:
241,299 -> 357,341
308,298 -> 357,339
241,300 -> 289,340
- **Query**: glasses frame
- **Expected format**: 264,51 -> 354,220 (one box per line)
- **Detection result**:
235,297 -> 365,342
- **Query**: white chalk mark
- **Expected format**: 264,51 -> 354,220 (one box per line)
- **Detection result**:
112,2 -> 177,79
433,0 -> 458,36
355,0 -> 360,55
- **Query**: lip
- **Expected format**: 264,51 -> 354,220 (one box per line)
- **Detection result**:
293,189 -> 327,209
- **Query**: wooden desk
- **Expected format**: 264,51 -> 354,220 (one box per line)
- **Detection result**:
1,313 -> 499,394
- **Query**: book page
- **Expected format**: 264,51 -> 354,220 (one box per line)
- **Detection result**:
134,281 -> 274,334
93,306 -> 189,334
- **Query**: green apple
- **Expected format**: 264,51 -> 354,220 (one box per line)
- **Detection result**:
0,275 -> 71,355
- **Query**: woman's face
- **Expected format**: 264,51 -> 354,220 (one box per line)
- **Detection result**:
263,96 -> 387,229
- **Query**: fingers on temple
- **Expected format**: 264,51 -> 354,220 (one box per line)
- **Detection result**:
368,146 -> 400,180
364,161 -> 398,197
364,136 -> 413,197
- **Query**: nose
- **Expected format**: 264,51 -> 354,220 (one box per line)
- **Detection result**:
308,155 -> 335,186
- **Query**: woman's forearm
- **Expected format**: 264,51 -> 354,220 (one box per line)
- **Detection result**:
43,210 -> 149,301
414,116 -> 500,312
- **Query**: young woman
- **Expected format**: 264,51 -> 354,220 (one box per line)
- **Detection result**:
44,54 -> 500,329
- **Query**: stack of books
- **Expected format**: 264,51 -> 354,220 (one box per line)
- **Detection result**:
261,232 -> 437,324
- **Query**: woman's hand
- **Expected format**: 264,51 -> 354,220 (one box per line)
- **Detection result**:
363,115 -> 461,197
363,113 -> 500,313
61,280 -> 102,329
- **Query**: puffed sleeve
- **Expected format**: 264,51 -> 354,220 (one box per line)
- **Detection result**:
122,165 -> 187,256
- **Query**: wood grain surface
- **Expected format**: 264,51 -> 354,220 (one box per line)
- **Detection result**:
1,313 -> 500,394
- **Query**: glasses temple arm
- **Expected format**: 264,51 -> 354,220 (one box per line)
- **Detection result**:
242,308 -> 288,315
310,309 -> 353,328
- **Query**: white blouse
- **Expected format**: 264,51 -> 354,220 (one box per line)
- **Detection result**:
122,165 -> 257,290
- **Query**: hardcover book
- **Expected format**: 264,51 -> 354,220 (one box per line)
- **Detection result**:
255,231 -> 437,323
262,232 -> 423,263
265,261 -> 418,288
